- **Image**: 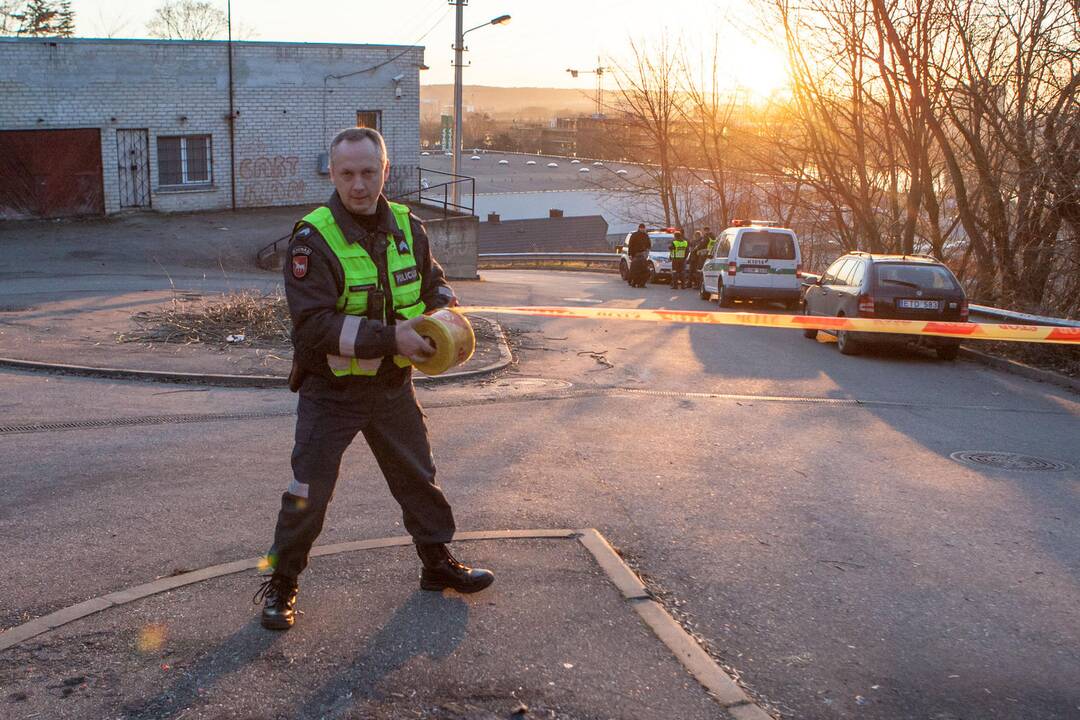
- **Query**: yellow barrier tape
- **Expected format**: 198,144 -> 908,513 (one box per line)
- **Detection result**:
462,306 -> 1080,345
413,308 -> 476,376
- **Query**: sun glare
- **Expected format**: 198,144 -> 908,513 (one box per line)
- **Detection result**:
727,39 -> 791,100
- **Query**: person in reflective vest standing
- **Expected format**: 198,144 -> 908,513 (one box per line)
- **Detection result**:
669,230 -> 689,288
704,227 -> 717,255
255,128 -> 494,630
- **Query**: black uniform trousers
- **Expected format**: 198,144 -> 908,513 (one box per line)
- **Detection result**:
268,373 -> 456,581
671,259 -> 687,287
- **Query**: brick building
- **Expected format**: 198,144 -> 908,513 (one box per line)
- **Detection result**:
0,37 -> 424,220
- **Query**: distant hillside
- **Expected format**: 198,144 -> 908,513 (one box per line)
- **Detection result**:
420,84 -> 597,121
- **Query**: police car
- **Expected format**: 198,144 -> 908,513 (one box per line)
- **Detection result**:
700,220 -> 803,308
617,228 -> 676,283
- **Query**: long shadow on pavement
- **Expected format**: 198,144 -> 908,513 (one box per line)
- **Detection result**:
120,618 -> 283,719
285,590 -> 468,719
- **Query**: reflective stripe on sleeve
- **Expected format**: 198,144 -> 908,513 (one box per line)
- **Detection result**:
339,315 -> 362,357
327,354 -> 382,372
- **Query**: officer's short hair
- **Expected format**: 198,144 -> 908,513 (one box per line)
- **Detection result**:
329,127 -> 388,166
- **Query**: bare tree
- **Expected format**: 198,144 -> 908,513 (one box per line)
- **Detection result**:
609,37 -> 686,227
0,1 -> 24,35
676,39 -> 747,230
752,0 -> 1077,314
4,0 -> 74,36
94,6 -> 131,38
146,0 -> 226,40
871,0 -> 1079,312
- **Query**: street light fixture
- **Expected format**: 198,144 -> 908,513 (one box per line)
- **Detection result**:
451,3 -> 511,209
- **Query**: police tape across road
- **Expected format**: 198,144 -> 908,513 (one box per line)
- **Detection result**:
459,306 -> 1080,345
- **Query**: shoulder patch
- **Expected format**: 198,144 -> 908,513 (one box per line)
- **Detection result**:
293,225 -> 313,240
291,251 -> 310,279
291,245 -> 313,257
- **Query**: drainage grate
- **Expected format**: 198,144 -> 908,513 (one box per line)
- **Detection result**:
950,451 -> 1073,473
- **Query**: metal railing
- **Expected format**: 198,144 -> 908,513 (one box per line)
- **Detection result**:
395,167 -> 474,218
478,252 -> 620,270
483,254 -> 1079,327
968,304 -> 1080,328
255,170 -> 478,269
256,231 -> 294,270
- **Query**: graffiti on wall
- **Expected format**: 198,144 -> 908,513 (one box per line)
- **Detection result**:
238,154 -> 306,206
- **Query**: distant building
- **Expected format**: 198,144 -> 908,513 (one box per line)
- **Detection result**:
0,37 -> 423,220
479,213 -> 609,253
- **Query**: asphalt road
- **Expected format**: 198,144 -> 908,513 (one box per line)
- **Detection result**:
2,269 -> 1078,719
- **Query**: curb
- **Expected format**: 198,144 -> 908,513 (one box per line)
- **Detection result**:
0,316 -> 513,388
960,346 -> 1080,393
0,528 -> 770,719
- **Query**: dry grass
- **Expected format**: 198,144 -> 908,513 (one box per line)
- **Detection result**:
969,341 -> 1080,379
117,290 -> 292,349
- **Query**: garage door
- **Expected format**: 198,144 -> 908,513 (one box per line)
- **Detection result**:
0,128 -> 105,220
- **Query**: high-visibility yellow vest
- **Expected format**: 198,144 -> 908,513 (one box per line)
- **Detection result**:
671,239 -> 688,260
301,202 -> 425,376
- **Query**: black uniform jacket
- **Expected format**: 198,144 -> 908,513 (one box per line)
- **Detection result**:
627,230 -> 650,256
284,192 -> 456,383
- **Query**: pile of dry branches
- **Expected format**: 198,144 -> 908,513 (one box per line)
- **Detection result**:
117,290 -> 291,349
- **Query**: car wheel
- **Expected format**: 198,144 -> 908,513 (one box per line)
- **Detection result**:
699,285 -> 710,301
718,284 -> 732,308
936,344 -> 959,361
837,326 -> 861,355
619,260 -> 629,281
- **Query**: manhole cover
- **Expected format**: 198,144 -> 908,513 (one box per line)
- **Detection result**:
950,451 -> 1073,473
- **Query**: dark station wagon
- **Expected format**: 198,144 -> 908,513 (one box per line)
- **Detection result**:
801,252 -> 969,360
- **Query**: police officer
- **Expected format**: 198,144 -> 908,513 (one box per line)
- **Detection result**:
669,230 -> 689,288
626,223 -> 650,287
256,127 -> 494,630
690,230 -> 706,289
704,226 -> 717,255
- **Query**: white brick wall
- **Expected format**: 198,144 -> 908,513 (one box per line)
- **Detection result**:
0,37 -> 423,215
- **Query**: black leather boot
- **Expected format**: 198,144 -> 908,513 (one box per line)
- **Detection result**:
254,574 -> 299,630
416,543 -> 495,593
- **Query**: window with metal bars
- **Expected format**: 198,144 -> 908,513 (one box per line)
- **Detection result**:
157,135 -> 212,187
356,111 -> 381,130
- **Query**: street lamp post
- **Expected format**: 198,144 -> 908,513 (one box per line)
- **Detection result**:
450,3 -> 510,210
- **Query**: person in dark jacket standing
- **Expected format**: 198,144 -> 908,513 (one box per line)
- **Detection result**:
626,223 -> 651,287
256,127 -> 494,630
690,230 -> 707,289
627,223 -> 650,257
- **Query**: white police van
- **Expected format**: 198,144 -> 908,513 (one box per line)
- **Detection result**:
700,220 -> 803,308
617,228 -> 675,284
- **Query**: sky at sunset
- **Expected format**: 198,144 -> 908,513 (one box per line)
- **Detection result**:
68,0 -> 790,94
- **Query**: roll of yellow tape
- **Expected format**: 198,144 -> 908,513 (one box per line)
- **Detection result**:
412,308 -> 476,375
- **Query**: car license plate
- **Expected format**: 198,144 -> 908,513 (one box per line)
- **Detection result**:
898,298 -> 940,310
742,266 -> 769,274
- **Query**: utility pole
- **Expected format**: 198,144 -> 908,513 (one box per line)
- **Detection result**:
449,3 -> 510,211
227,0 -> 236,211
451,0 -> 464,209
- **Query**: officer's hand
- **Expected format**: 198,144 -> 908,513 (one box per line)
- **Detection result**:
395,315 -> 436,362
